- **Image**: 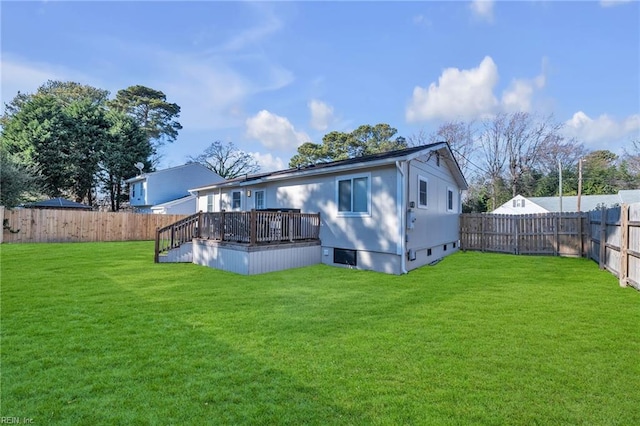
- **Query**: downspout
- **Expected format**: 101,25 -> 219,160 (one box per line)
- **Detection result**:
396,160 -> 408,274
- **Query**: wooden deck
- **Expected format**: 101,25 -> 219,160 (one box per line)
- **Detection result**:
155,210 -> 321,262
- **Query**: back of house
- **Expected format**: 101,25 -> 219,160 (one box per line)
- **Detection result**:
191,143 -> 467,274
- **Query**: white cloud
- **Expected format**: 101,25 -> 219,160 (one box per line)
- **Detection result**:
308,99 -> 334,131
470,0 -> 495,22
599,0 -> 633,7
250,151 -> 286,172
501,63 -> 546,113
564,111 -> 640,148
245,110 -> 310,151
406,56 -> 499,122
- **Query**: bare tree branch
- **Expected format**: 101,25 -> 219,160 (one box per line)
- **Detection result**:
188,141 -> 260,179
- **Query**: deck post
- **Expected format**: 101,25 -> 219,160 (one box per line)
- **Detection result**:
197,211 -> 203,239
250,209 -> 257,246
288,214 -> 294,242
220,210 -> 226,242
154,227 -> 160,263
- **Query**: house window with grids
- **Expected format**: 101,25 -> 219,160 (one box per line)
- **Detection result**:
232,191 -> 241,210
254,190 -> 265,210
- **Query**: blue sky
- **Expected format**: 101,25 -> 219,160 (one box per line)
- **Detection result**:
2,1 -> 639,174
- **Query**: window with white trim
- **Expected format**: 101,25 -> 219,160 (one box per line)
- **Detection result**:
447,188 -> 455,212
207,194 -> 214,212
418,176 -> 428,208
337,174 -> 370,216
232,191 -> 241,210
254,190 -> 265,210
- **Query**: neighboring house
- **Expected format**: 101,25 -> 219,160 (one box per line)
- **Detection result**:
125,163 -> 224,213
150,195 -> 198,215
493,190 -> 640,214
189,143 -> 468,274
23,197 -> 93,210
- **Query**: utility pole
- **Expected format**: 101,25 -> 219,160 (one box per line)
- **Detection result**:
558,160 -> 563,214
577,158 -> 583,212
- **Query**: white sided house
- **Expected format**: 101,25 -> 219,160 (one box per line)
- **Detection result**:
126,163 -> 224,213
160,143 -> 467,275
493,190 -> 640,214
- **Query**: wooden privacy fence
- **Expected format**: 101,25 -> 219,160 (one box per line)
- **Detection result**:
1,206 -> 188,243
460,204 -> 640,290
588,204 -> 640,290
460,212 -> 589,257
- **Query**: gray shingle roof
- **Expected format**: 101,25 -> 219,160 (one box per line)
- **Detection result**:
25,197 -> 93,210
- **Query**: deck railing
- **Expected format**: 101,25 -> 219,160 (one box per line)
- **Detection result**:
155,212 -> 201,262
155,210 -> 321,262
199,211 -> 321,244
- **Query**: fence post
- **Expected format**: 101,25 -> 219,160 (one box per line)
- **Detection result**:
579,214 -> 584,257
481,214 -> 486,252
514,215 -> 520,255
0,206 -> 4,244
554,214 -> 559,256
599,206 -> 606,270
619,204 -> 629,287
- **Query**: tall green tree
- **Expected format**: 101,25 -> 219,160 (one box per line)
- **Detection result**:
100,111 -> 152,211
289,123 -> 407,167
108,85 -> 182,150
65,98 -> 111,204
0,149 -> 39,207
1,93 -> 74,197
582,150 -> 619,195
2,82 -> 116,204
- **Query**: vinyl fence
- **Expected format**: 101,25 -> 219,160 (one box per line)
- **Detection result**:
460,204 -> 640,290
1,206 -> 188,243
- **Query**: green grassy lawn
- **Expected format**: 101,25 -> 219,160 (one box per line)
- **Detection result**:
1,242 -> 638,425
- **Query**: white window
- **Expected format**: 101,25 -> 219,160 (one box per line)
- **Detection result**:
418,176 -> 428,208
132,183 -> 136,198
447,188 -> 455,212
337,174 -> 370,216
207,194 -> 214,212
513,198 -> 526,208
232,191 -> 241,210
254,190 -> 265,210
